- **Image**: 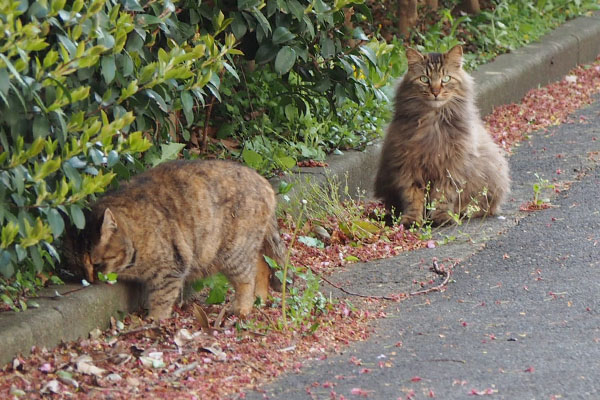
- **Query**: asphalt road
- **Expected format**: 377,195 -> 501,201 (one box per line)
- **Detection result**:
245,98 -> 600,399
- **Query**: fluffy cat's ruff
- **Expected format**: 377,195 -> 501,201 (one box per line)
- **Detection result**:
374,45 -> 510,226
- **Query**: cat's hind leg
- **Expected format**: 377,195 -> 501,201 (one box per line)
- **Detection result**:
254,253 -> 270,305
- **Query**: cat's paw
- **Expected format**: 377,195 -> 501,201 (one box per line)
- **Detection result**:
430,211 -> 452,226
147,309 -> 173,321
400,215 -> 422,227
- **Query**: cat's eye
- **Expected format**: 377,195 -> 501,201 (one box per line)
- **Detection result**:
419,76 -> 430,83
441,75 -> 451,83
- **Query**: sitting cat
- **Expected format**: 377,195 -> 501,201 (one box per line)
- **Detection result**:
62,159 -> 285,320
374,45 -> 510,226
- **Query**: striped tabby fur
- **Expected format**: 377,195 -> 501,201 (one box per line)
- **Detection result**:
64,159 -> 285,320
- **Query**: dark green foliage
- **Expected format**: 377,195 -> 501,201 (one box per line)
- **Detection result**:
0,0 -> 235,307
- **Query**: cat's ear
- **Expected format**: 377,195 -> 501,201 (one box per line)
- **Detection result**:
445,45 -> 463,68
101,208 -> 118,237
405,48 -> 424,65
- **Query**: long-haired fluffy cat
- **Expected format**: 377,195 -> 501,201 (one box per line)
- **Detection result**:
374,45 -> 510,226
62,159 -> 285,320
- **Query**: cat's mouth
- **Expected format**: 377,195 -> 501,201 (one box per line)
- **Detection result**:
428,98 -> 447,108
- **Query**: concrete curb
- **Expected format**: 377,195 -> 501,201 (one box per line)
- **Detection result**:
1,12 -> 600,366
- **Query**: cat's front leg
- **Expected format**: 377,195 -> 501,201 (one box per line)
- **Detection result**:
429,187 -> 457,225
400,185 -> 425,227
146,275 -> 184,321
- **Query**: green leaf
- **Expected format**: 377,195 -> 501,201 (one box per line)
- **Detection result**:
206,286 -> 227,304
145,89 -> 168,112
352,27 -> 368,40
151,143 -> 185,167
238,0 -> 262,10
101,55 -> 116,83
298,236 -> 324,248
277,181 -> 294,195
47,208 -> 65,238
33,158 -> 61,181
320,37 -> 335,59
288,0 -> 305,20
1,294 -> 17,311
231,13 -> 247,39
0,251 -> 14,278
241,149 -> 263,169
274,154 -> 296,170
107,150 -> 119,167
181,91 -> 194,125
263,255 -> 280,269
274,46 -> 296,75
70,204 -> 85,229
359,45 -> 377,66
33,116 -> 51,139
255,42 -> 279,64
272,26 -> 296,44
313,0 -> 331,13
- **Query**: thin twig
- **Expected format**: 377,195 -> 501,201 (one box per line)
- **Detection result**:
173,361 -> 199,376
118,323 -> 159,337
314,259 -> 452,301
213,304 -> 228,328
424,358 -> 466,364
240,359 -> 266,374
258,308 -> 276,327
408,259 -> 451,296
37,286 -> 89,299
314,270 -> 400,301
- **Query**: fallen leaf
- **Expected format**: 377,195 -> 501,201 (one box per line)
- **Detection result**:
174,328 -> 195,348
89,328 -> 102,340
192,303 -> 210,330
76,355 -> 107,377
201,345 -> 227,361
40,379 -> 61,395
56,370 -> 79,388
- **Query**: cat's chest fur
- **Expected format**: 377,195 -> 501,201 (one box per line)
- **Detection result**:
406,109 -> 476,180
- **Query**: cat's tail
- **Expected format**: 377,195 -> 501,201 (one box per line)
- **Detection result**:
262,215 -> 287,292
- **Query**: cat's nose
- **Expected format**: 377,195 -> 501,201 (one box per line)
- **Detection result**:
431,88 -> 441,98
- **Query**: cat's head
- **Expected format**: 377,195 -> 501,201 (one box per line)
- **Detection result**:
83,208 -> 136,280
403,45 -> 467,108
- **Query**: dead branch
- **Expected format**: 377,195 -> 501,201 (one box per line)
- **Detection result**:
313,259 -> 452,301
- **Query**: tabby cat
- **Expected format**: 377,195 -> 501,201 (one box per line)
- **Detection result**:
374,45 -> 510,226
62,159 -> 285,320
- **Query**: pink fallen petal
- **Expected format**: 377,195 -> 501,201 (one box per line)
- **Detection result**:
350,387 -> 370,397
39,363 -> 52,373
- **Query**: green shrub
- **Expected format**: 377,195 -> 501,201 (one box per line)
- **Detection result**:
0,0 -> 236,307
177,0 -> 404,176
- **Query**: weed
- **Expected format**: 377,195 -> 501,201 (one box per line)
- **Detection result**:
532,173 -> 555,207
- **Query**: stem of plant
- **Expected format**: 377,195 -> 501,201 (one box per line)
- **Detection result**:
280,204 -> 305,329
